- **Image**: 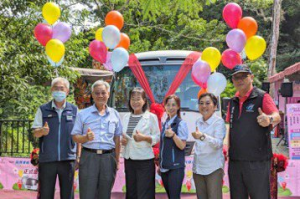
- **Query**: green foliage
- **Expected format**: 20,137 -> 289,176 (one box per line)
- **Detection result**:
0,1 -> 83,119
276,0 -> 300,71
0,0 -> 297,120
221,81 -> 236,98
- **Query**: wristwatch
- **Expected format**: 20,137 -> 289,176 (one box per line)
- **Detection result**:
269,116 -> 274,125
199,134 -> 206,141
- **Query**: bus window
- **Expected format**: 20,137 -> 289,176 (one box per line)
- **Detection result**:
114,65 -> 199,111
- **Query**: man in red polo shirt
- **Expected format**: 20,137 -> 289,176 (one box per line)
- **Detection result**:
226,64 -> 281,199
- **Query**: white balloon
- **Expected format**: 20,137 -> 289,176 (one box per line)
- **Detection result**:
111,47 -> 129,72
102,25 -> 120,49
207,72 -> 227,96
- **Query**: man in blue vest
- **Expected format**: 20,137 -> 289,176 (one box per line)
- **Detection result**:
32,77 -> 80,199
226,65 -> 281,199
71,80 -> 122,199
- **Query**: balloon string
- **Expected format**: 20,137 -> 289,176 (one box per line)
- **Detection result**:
55,68 -> 58,77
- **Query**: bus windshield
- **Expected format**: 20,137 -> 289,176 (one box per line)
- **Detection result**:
114,65 -> 199,111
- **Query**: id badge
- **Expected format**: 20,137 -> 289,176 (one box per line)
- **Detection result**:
66,115 -> 73,121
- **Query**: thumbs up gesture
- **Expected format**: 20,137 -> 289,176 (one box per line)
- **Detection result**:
133,130 -> 145,142
165,125 -> 175,138
121,133 -> 128,146
86,128 -> 95,141
257,108 -> 270,127
42,122 -> 50,136
192,126 -> 203,139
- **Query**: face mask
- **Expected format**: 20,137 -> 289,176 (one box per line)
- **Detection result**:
52,91 -> 66,102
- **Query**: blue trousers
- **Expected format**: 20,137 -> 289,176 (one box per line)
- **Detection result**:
161,168 -> 184,199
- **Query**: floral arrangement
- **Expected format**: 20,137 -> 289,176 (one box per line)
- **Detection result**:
270,153 -> 289,199
30,148 -> 40,166
271,153 -> 288,172
150,103 -> 165,130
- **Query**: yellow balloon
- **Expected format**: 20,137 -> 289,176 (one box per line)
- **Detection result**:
245,36 -> 266,60
46,39 -> 65,63
42,2 -> 61,25
95,28 -> 104,41
201,47 -> 221,72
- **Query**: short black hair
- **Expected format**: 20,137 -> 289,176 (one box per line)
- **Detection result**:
128,87 -> 148,113
198,93 -> 218,106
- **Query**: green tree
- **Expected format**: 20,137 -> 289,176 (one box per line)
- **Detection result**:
276,0 -> 300,71
0,1 -> 86,119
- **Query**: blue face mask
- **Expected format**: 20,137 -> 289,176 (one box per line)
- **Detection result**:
52,91 -> 66,102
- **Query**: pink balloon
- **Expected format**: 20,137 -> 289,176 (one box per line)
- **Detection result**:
103,52 -> 113,71
89,40 -> 107,64
226,29 -> 246,53
223,3 -> 242,29
199,82 -> 208,89
52,22 -> 72,43
221,49 -> 242,70
191,60 -> 211,85
34,23 -> 53,46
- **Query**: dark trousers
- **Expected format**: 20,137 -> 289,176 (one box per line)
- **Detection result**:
38,160 -> 75,199
79,149 -> 117,199
228,160 -> 271,199
124,158 -> 155,199
161,168 -> 185,199
193,168 -> 224,199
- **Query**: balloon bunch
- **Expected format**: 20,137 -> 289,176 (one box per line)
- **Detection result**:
192,2 -> 268,97
191,48 -> 226,97
89,11 -> 130,72
34,2 -> 72,67
222,2 -> 266,69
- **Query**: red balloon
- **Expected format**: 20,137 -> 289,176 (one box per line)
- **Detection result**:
221,49 -> 242,70
89,40 -> 107,64
34,23 -> 53,46
223,3 -> 243,29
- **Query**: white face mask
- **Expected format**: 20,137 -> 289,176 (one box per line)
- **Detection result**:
52,91 -> 66,102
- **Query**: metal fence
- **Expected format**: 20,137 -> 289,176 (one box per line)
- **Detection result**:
0,120 -> 38,157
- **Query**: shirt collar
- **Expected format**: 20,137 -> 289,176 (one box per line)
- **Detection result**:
198,113 -> 217,125
165,115 -> 177,127
235,86 -> 254,100
51,100 -> 66,110
168,115 -> 177,124
91,104 -> 110,115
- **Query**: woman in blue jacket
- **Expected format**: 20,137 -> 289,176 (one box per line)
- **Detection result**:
159,94 -> 188,199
